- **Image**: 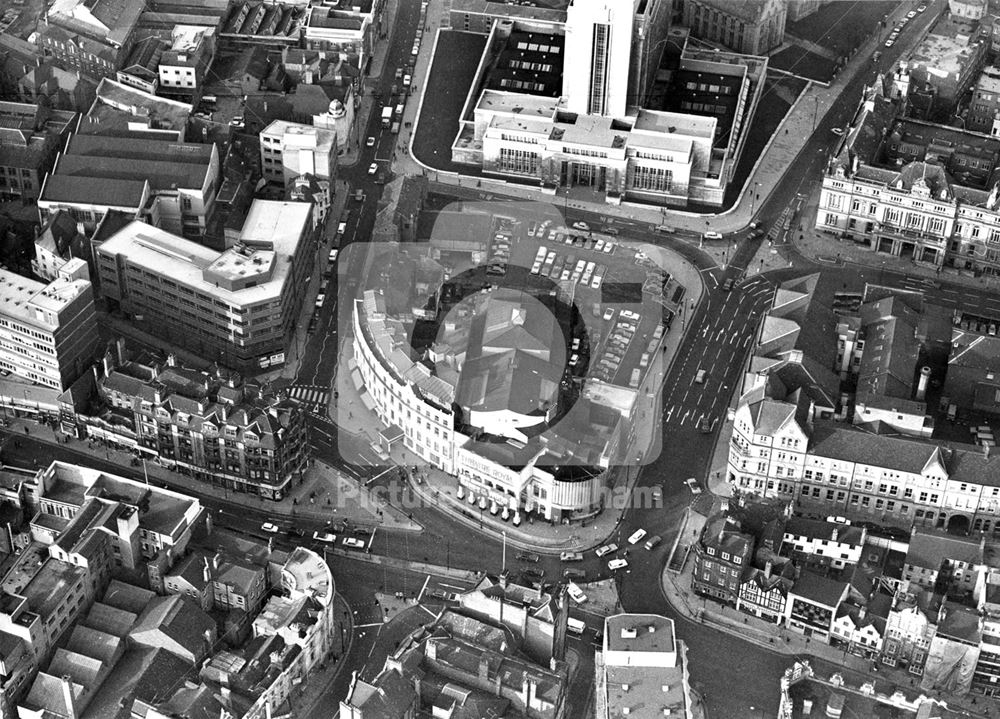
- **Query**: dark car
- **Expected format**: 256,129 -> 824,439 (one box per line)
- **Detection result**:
563,568 -> 587,581
516,551 -> 541,563
522,567 -> 544,580
722,278 -> 734,292
286,527 -> 306,538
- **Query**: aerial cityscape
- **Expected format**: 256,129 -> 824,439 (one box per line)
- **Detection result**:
4,0 -> 1000,717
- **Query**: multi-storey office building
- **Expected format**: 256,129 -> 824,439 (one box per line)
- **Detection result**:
818,80 -> 1000,276
452,13 -> 766,207
260,120 -> 337,187
682,0 -> 787,55
0,261 -> 99,392
158,26 -> 216,98
74,342 -> 310,500
728,395 -> 1000,536
0,102 -> 75,203
39,0 -> 144,80
95,201 -> 312,374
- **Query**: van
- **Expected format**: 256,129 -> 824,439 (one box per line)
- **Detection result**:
567,618 -> 586,636
336,221 -> 347,236
695,369 -> 706,384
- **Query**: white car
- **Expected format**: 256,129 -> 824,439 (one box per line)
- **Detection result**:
884,39 -> 894,47
261,522 -> 280,533
571,221 -> 590,231
595,543 -> 618,557
560,551 -> 584,562
608,558 -> 629,571
343,537 -> 366,549
328,249 -> 339,263
685,477 -> 703,495
907,10 -> 917,18
590,274 -> 603,289
627,529 -> 648,545
366,136 -> 376,147
594,239 -> 605,252
917,4 -> 926,11
704,230 -> 723,241
313,531 -> 337,543
603,308 -> 615,321
567,583 -> 588,604
403,74 -> 412,87
831,127 -> 844,136
368,162 -> 378,175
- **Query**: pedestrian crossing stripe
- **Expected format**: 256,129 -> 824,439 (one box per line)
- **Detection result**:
288,385 -> 330,413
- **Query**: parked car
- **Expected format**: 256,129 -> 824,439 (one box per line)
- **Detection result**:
644,535 -> 663,551
608,558 -> 629,571
685,477 -> 703,495
343,537 -> 366,549
831,128 -> 844,136
522,567 -> 545,580
563,568 -> 587,581
560,551 -> 584,562
722,278 -> 734,292
572,221 -> 590,231
516,551 -> 541,563
595,543 -> 618,557
567,583 -> 588,604
703,230 -> 723,241
261,522 -> 280,533
368,162 -> 378,175
651,486 -> 663,504
313,531 -> 337,543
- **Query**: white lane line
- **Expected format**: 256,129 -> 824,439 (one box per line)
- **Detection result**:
418,574 -> 431,599
665,406 -> 675,423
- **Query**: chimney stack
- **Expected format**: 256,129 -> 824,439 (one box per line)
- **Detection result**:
916,366 -> 931,401
203,557 -> 211,583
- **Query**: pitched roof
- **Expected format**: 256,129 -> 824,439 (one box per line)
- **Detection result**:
129,595 -> 215,662
905,529 -> 984,571
790,570 -> 845,607
808,423 -> 942,475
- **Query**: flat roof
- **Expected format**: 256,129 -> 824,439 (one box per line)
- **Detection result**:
605,613 -> 676,654
23,558 -> 87,618
476,89 -> 556,119
98,201 -> 309,307
0,268 -> 93,327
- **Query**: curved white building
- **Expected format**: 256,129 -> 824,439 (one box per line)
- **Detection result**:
352,265 -> 618,523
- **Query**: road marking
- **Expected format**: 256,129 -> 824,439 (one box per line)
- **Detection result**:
418,574 -> 431,599
665,406 -> 675,423
680,409 -> 690,425
355,622 -> 382,628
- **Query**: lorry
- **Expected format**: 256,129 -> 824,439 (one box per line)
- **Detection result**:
381,106 -> 392,128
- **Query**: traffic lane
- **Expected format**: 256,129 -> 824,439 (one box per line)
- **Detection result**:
617,561 -> 787,718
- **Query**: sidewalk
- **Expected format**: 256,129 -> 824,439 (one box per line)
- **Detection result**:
3,414 -> 419,530
332,235 -> 706,552
659,544 -> 993,719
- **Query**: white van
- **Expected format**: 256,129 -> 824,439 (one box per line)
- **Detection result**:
337,221 -> 347,237
567,617 -> 586,636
